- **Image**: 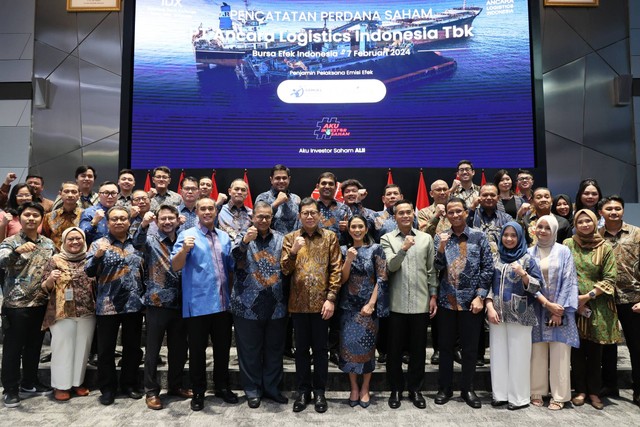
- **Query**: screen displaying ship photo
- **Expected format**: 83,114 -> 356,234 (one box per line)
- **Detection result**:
129,0 -> 537,169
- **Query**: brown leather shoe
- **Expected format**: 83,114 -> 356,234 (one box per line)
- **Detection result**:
146,395 -> 163,410
54,389 -> 71,401
72,386 -> 90,397
168,388 -> 193,399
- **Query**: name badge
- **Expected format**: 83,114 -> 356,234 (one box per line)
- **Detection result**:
64,288 -> 74,301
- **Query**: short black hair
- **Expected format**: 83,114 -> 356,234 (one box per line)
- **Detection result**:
299,197 -> 319,212
118,168 -> 134,177
316,172 -> 337,185
341,179 -> 364,191
270,164 -> 291,177
598,195 -> 625,210
75,165 -> 96,179
152,166 -> 171,177
18,201 -> 44,217
446,196 -> 467,211
457,160 -> 474,170
26,175 -> 44,185
156,204 -> 179,217
393,199 -> 414,214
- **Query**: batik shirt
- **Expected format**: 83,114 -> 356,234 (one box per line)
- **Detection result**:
0,231 -> 56,308
80,202 -> 110,245
150,190 -> 182,211
417,205 -> 451,237
41,206 -> 83,248
339,244 -> 389,317
231,229 -> 287,320
255,189 -> 301,234
218,202 -> 253,246
316,199 -> 351,245
281,227 -> 342,313
467,207 -> 513,250
600,222 -> 640,304
85,234 -> 144,315
133,227 -> 181,310
434,226 -> 494,311
176,202 -> 198,234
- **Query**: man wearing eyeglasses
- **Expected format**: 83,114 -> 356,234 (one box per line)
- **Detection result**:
176,176 -> 200,233
281,197 -> 342,413
80,181 -> 120,245
516,169 -> 535,203
86,206 -> 145,405
149,166 -> 183,211
231,201 -> 288,409
450,160 -> 480,207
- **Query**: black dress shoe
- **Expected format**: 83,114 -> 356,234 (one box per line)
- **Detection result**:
453,348 -> 463,364
507,403 -> 529,410
284,348 -> 296,359
214,389 -> 239,404
264,393 -> 288,404
247,397 -> 261,408
329,352 -> 340,366
88,353 -> 99,367
430,350 -> 439,365
461,390 -> 482,409
314,393 -> 328,413
122,387 -> 143,400
434,389 -> 452,405
491,399 -> 508,407
402,353 -> 410,365
99,391 -> 115,406
377,353 -> 387,364
293,392 -> 311,412
190,393 -> 205,411
39,353 -> 52,363
388,391 -> 402,409
408,391 -> 426,409
633,392 -> 640,407
476,358 -> 485,367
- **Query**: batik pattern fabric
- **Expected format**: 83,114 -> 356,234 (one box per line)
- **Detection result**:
41,256 -> 96,330
255,189 -> 301,234
600,222 -> 640,304
218,202 -> 253,246
434,226 -> 494,311
41,207 -> 83,249
564,238 -> 621,345
338,244 -> 389,375
281,227 -> 342,313
0,232 -> 56,308
231,230 -> 287,320
85,235 -> 144,315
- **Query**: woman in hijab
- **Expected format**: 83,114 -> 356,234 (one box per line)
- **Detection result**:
552,194 -> 574,225
528,215 -> 579,410
486,222 -> 543,410
41,227 -> 96,401
564,209 -> 619,410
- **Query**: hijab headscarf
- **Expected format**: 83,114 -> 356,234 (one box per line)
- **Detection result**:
572,209 -> 604,250
552,194 -> 574,223
535,215 -> 558,249
58,227 -> 87,262
498,221 -> 528,263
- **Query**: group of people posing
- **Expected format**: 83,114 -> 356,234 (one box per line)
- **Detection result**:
0,161 -> 638,416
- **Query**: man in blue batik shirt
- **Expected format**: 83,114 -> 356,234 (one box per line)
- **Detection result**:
255,164 -> 300,235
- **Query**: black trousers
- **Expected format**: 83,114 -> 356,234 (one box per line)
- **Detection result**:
292,313 -> 329,394
144,306 -> 187,396
438,307 -> 482,392
386,311 -> 429,392
571,338 -> 603,395
617,303 -> 640,394
376,316 -> 389,355
96,312 -> 143,394
233,315 -> 287,398
601,343 -> 618,390
1,306 -> 46,393
186,311 -> 232,394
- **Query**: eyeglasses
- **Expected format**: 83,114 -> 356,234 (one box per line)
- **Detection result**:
458,167 -> 472,172
154,175 -> 170,180
255,215 -> 272,221
300,211 -> 319,217
182,187 -> 198,192
108,216 -> 129,223
517,177 -> 532,182
133,196 -> 149,202
100,191 -> 118,197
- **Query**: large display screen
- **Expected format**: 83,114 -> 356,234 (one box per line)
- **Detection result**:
128,0 -> 537,169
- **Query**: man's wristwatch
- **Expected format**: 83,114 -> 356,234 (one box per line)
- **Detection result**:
588,290 -> 597,299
